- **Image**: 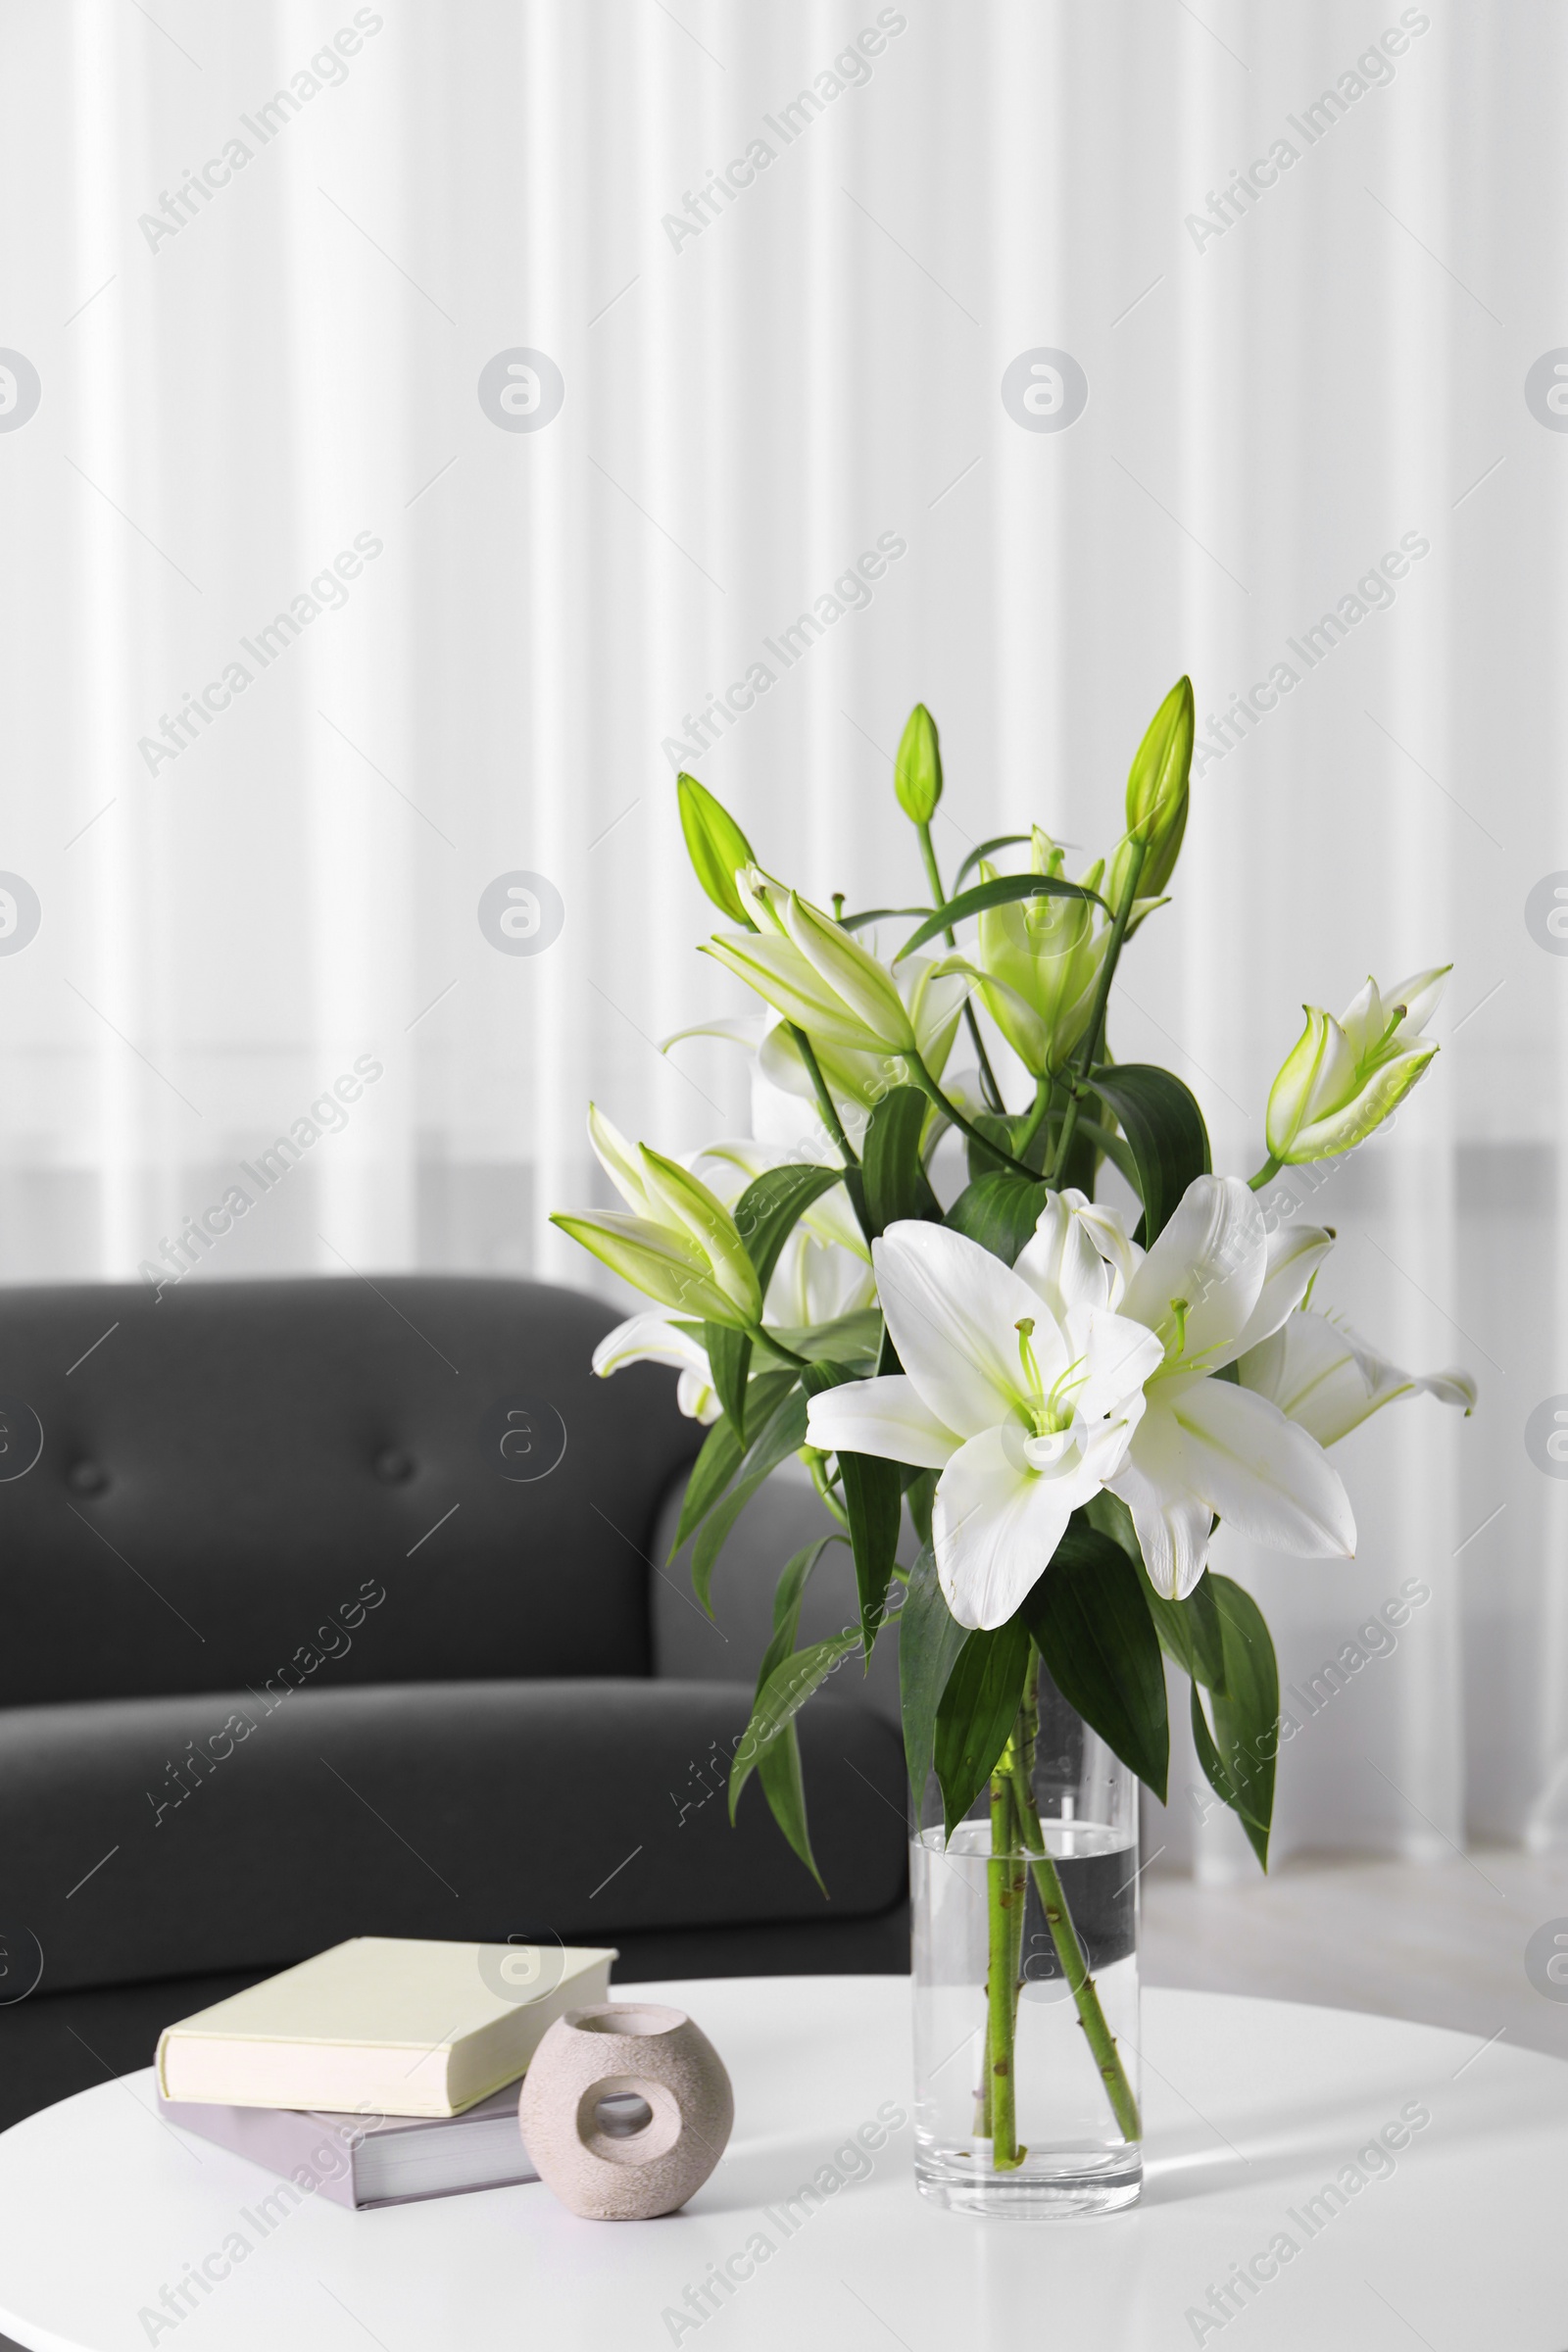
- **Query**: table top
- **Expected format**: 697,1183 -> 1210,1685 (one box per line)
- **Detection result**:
1,1977 -> 1564,2351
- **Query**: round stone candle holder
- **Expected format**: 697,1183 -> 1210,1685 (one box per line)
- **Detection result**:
517,2002 -> 734,2220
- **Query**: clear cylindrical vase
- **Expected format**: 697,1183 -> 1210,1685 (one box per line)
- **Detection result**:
911,1661 -> 1142,2217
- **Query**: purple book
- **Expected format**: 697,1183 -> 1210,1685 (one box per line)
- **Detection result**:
157,2079 -> 538,2209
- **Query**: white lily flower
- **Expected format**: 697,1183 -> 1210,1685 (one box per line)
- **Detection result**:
1265,966 -> 1449,1165
1084,1176 -> 1356,1598
592,1313 -> 721,1423
804,1218 -> 1164,1631
1237,1309 -> 1476,1447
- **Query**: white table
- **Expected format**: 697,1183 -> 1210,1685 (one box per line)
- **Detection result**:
1,1978 -> 1564,2350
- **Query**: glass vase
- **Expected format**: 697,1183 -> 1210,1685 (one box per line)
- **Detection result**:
910,1660 -> 1142,2217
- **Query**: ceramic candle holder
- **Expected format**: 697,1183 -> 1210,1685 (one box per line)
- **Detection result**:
517,2002 -> 734,2220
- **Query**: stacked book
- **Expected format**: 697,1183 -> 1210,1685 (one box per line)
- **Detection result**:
155,1936 -> 617,2209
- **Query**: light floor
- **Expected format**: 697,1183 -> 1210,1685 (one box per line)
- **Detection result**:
1143,1847 -> 1568,2064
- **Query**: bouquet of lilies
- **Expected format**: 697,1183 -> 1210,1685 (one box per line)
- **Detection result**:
553,680 -> 1474,2155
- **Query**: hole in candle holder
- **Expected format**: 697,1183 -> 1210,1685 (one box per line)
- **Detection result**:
594,2091 -> 654,2138
575,2072 -> 682,2164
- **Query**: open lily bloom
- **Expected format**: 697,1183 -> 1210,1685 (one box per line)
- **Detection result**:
1238,1307 -> 1476,1446
804,1218 -> 1163,1629
1084,1176 -> 1356,1597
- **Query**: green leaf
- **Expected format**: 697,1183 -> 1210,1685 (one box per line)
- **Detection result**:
836,905 -> 935,933
899,1543 -> 969,1803
756,1728 -> 824,1890
754,1536 -> 845,1696
944,1172 -> 1049,1265
728,1630 -> 862,1822
1019,1520 -> 1169,1802
954,834 -> 1034,890
799,1361 -> 902,1654
670,1365 -> 799,1552
731,1162 -> 843,1296
671,1413 -> 745,1556
963,1111 -> 1023,1184
933,1618 -> 1031,1839
904,1468 -> 935,1555
1073,1117 -> 1143,1198
739,1534 -> 848,1893
690,1382 -> 808,1612
1192,1575 -> 1279,1869
1087,1064 -> 1210,1244
1083,1489 -> 1227,1696
703,1324 -> 753,1440
894,873 -> 1108,961
756,1307 -> 883,1370
862,1086 -> 938,1234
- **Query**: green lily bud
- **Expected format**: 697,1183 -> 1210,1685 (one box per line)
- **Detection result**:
637,1146 -> 762,1320
1265,967 -> 1449,1163
549,1211 -> 743,1324
677,774 -> 757,927
894,704 -> 943,825
703,882 -> 919,1058
1124,676 -> 1194,897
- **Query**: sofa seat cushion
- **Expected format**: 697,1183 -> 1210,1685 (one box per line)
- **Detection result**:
1,1680 -> 909,1994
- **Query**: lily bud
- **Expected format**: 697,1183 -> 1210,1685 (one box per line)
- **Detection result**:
636,1146 -> 762,1320
676,773 -> 757,928
894,704 -> 943,824
549,1210 -> 745,1325
957,832 -> 1107,1077
1265,966 -> 1449,1164
1123,676 -> 1194,898
703,883 -> 918,1057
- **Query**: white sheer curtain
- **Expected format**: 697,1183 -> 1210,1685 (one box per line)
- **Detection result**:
5,0 -> 1561,1866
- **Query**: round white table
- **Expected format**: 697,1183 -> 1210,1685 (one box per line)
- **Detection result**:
1,1978 -> 1564,2350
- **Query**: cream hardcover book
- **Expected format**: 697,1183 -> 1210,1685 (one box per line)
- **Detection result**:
155,1938 -> 617,2116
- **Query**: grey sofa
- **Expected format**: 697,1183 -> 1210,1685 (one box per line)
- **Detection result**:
0,1276 -> 907,2133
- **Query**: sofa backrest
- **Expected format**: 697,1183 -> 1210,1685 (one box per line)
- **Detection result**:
0,1276 -> 701,1707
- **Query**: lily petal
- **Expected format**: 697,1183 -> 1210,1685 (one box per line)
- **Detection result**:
1226,1220 -> 1337,1361
934,1424 -> 1080,1630
1238,1308 -> 1476,1446
1108,1451 -> 1216,1599
1140,1372 -> 1356,1558
871,1221 -> 1059,1438
1068,1306 -> 1165,1424
805,1373 -> 961,1471
1119,1174 -> 1267,1366
1015,1192 -> 1117,1320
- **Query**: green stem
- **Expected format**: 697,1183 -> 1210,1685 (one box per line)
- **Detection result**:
801,1446 -> 850,1527
1006,1688 -> 1142,2144
787,1022 -> 875,1250
986,1770 -> 1023,2169
905,1052 -> 1040,1185
1048,837 -> 1148,1189
916,820 -> 1005,1115
788,1023 -> 859,1170
1247,1153 -> 1283,1192
751,1328 -> 813,1371
1011,1076 -> 1053,1160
